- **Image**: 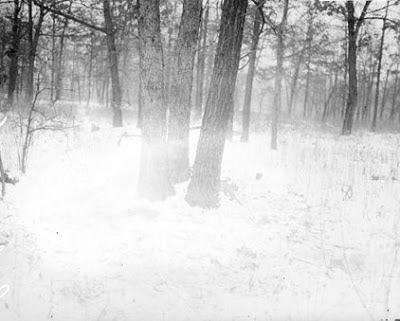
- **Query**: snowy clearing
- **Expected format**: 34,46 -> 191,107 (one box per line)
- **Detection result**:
1,121 -> 400,321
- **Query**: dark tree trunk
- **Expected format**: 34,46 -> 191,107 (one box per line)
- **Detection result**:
167,0 -> 202,183
371,3 -> 388,131
342,1 -> 371,135
25,1 -> 45,103
194,3 -> 209,120
103,0 -> 123,127
271,0 -> 289,150
7,0 -> 21,107
185,0 -> 248,208
138,0 -> 174,200
342,4 -> 358,134
240,6 -> 261,143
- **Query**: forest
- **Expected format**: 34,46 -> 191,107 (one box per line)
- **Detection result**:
0,0 -> 400,320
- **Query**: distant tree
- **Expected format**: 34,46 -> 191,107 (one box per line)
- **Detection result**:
25,0 -> 46,103
371,0 -> 389,131
185,0 -> 248,208
241,4 -> 263,143
137,0 -> 174,200
33,0 -> 125,127
271,0 -> 289,150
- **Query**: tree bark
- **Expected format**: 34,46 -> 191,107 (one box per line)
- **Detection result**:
7,0 -> 21,107
194,3 -> 209,120
371,1 -> 388,131
103,0 -> 123,127
167,0 -> 202,183
271,0 -> 289,150
241,6 -> 262,143
341,1 -> 371,135
138,0 -> 174,200
25,0 -> 46,103
185,0 -> 248,208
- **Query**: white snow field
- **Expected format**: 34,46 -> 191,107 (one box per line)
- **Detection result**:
1,119 -> 400,321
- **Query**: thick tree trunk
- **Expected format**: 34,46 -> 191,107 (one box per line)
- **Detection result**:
138,0 -> 174,200
271,0 -> 289,150
185,0 -> 247,208
7,0 -> 21,107
167,0 -> 202,183
194,4 -> 209,120
103,0 -> 123,127
240,6 -> 261,143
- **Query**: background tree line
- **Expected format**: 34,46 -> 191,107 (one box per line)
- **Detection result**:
0,0 -> 399,207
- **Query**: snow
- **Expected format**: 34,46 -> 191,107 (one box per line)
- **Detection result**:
1,121 -> 400,321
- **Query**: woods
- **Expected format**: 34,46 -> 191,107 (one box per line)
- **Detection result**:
0,0 -> 399,207
2,1 -> 400,320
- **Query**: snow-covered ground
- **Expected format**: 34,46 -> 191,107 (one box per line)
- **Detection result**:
1,119 -> 400,321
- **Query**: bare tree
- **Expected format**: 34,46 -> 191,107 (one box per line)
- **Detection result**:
271,0 -> 289,150
137,0 -> 174,200
185,0 -> 248,208
241,4 -> 262,143
341,1 -> 372,135
167,0 -> 202,183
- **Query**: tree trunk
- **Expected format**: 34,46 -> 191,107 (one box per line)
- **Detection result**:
379,69 -> 389,120
185,0 -> 248,208
25,1 -> 45,103
271,0 -> 289,150
342,4 -> 358,134
167,0 -> 202,183
342,1 -> 371,135
303,54 -> 311,118
322,70 -> 338,122
390,69 -> 399,120
194,3 -> 209,120
103,0 -> 123,127
55,3 -> 71,102
240,6 -> 261,143
86,33 -> 94,108
371,2 -> 388,131
138,0 -> 174,200
7,0 -> 21,107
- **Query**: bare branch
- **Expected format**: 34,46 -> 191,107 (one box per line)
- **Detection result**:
32,0 -> 106,34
